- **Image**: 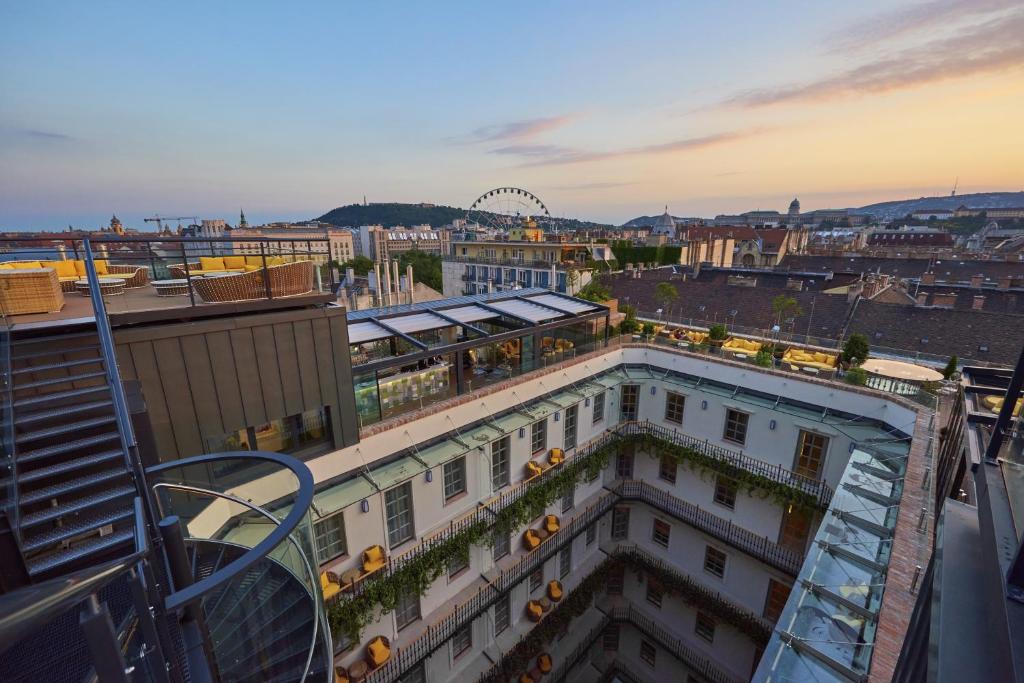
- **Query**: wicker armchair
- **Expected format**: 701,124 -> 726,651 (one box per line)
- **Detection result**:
191,261 -> 315,303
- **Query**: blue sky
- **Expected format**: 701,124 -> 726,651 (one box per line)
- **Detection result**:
2,0 -> 1022,229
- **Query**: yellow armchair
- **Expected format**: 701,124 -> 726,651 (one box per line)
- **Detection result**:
548,448 -> 564,465
320,571 -> 341,601
366,636 -> 391,668
523,529 -> 541,551
526,600 -> 543,622
544,515 -> 559,535
520,674 -> 535,683
982,395 -> 1023,416
525,461 -> 544,479
547,580 -> 563,602
685,330 -> 709,345
362,545 -> 387,574
538,654 -> 553,673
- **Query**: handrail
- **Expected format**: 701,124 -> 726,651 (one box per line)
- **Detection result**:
150,480 -> 325,682
0,551 -> 146,654
146,451 -> 315,613
0,294 -> 18,539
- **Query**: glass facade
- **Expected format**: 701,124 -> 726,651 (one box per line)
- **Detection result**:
206,407 -> 332,459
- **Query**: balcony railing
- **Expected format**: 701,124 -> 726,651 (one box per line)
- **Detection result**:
445,254 -> 584,270
616,420 -> 834,509
614,479 -> 803,576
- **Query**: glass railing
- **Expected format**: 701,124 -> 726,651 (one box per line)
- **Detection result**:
146,452 -> 330,683
0,296 -> 14,535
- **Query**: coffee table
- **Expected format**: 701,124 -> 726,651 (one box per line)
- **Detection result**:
75,278 -> 124,296
348,660 -> 368,683
341,567 -> 362,590
152,279 -> 190,296
538,596 -> 552,612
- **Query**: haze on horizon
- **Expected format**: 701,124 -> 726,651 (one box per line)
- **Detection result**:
1,0 -> 1022,231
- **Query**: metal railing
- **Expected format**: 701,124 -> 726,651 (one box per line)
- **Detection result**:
614,479 -> 803,576
444,254 -> 585,270
0,297 -> 16,539
617,420 -> 834,508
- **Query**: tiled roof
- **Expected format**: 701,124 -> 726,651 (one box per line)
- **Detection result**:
779,255 -> 1023,281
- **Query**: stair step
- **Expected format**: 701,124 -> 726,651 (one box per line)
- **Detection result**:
14,385 -> 109,408
11,344 -> 101,362
16,416 -> 118,443
19,450 -> 125,483
20,485 -> 134,529
18,432 -> 121,464
14,370 -> 107,392
13,357 -> 104,375
22,506 -> 135,553
20,468 -> 129,506
15,399 -> 113,426
12,330 -> 99,346
27,529 -> 134,576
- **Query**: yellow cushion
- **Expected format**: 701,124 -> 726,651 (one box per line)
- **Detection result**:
526,462 -> 543,478
43,260 -> 78,277
547,581 -> 562,600
74,260 -> 87,276
813,352 -> 829,363
0,264 -> 13,270
367,638 -> 390,666
245,255 -> 266,266
94,260 -> 109,275
538,654 -> 552,673
520,675 -> 535,683
268,256 -> 286,266
320,572 -> 330,590
544,515 -> 559,533
12,261 -> 42,269
200,256 -> 226,271
243,264 -> 260,272
223,256 -> 247,269
365,546 -> 383,564
527,602 -> 543,619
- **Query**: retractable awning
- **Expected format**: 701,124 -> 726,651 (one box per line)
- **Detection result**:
525,293 -> 597,315
442,305 -> 501,324
485,299 -> 566,323
348,321 -> 393,344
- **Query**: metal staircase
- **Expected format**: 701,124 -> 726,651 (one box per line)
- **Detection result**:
8,325 -> 136,580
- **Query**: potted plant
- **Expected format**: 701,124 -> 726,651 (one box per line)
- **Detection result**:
641,321 -> 656,341
708,324 -> 728,348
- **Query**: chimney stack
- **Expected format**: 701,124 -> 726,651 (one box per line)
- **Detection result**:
970,274 -> 984,289
921,272 -> 936,285
392,260 -> 400,299
382,261 -> 392,306
972,295 -> 985,311
373,262 -> 384,307
406,264 -> 415,304
915,293 -> 929,306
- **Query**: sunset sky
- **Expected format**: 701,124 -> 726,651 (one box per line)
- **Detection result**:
1,0 -> 1022,230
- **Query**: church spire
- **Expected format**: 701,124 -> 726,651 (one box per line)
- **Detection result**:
239,209 -> 248,228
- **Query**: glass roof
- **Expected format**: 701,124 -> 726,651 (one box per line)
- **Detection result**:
525,293 -> 598,314
348,320 -> 392,344
443,305 -> 500,324
755,445 -> 910,683
382,312 -> 452,334
485,298 -> 566,323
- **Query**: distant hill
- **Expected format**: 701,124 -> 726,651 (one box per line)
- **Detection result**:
621,214 -> 693,228
316,202 -> 613,230
850,191 -> 1024,220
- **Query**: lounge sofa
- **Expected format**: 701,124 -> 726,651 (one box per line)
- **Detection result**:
721,337 -> 763,356
783,348 -> 838,371
0,259 -> 149,292
168,255 -> 284,278
685,330 -> 709,345
190,260 -> 315,303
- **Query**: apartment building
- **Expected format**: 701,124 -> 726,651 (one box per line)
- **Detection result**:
2,235 -> 1021,683
442,240 -> 608,296
357,224 -> 451,262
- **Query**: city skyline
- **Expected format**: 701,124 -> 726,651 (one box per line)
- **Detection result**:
2,0 -> 1022,230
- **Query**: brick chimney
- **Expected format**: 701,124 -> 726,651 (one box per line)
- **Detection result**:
998,275 -> 1012,289
921,272 -> 936,285
932,292 -> 957,308
972,295 -> 985,311
970,274 -> 984,289
915,293 -> 929,306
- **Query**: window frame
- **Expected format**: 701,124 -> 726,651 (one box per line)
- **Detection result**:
442,456 -> 467,502
620,384 -> 640,422
703,545 -> 728,579
652,518 -> 671,548
563,404 -> 578,450
723,408 -> 750,445
529,567 -> 543,593
494,593 -> 511,635
616,451 -> 634,479
531,420 -> 547,455
491,436 -> 510,490
394,589 -> 421,631
586,523 -> 597,546
664,391 -> 685,425
639,640 -> 657,667
646,582 -> 663,608
713,475 -> 738,510
611,506 -> 630,540
658,454 -> 677,483
451,623 -> 472,659
492,529 -> 511,562
592,392 -> 605,424
561,484 -> 575,513
695,612 -> 716,643
385,482 -> 414,547
313,512 -> 347,564
559,545 -> 572,578
794,429 -> 829,480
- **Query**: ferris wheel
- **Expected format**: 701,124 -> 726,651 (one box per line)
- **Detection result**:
466,187 -> 550,230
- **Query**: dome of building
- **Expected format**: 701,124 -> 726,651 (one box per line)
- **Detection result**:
651,206 -> 676,236
788,198 -> 801,215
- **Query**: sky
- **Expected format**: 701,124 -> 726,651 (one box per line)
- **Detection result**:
1,0 -> 1022,230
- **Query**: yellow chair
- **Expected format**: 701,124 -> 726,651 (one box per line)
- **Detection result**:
526,600 -> 543,622
538,653 -> 553,674
334,667 -> 350,683
362,545 -> 386,574
320,571 -> 341,601
548,448 -> 564,466
544,515 -> 559,534
685,331 -> 709,345
982,395 -> 1024,416
523,529 -> 541,551
547,580 -> 563,602
525,461 -> 544,479
366,636 -> 391,668
520,674 -> 535,683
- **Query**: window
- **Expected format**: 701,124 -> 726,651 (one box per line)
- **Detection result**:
723,409 -> 749,445
559,546 -> 572,578
451,623 -> 472,658
563,405 -> 578,450
607,565 -> 624,595
586,523 -> 597,546
385,482 -> 414,547
493,529 -> 510,562
395,590 -> 420,631
616,452 -> 634,479
652,519 -> 671,548
620,385 -> 639,421
592,392 -> 605,424
494,594 -> 511,635
713,475 -> 738,510
695,612 -> 716,643
779,506 -> 812,554
611,506 -> 630,540
646,582 -> 663,608
640,640 -> 657,667
658,455 -> 677,483
206,406 -> 333,458
491,437 -> 510,490
531,420 -> 547,454
664,391 -> 685,424
603,624 -> 620,651
313,513 -> 347,563
443,457 -> 466,502
703,546 -> 727,578
530,567 -> 543,593
794,430 -> 829,480
561,485 -> 575,513
763,579 -> 792,623
448,546 -> 469,578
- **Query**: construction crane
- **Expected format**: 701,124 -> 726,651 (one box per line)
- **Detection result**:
951,177 -> 958,197
144,214 -> 199,232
